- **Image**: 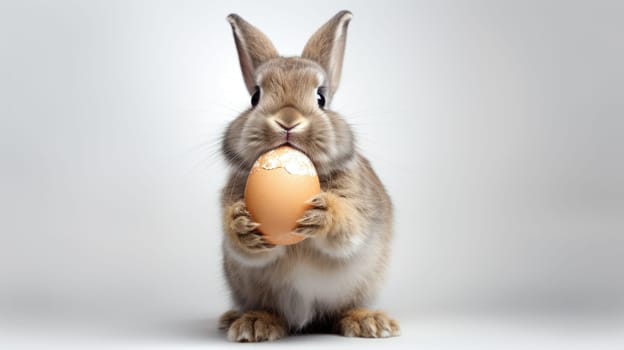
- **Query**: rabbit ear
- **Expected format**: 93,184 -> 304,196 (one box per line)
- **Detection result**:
302,10 -> 352,98
227,14 -> 279,94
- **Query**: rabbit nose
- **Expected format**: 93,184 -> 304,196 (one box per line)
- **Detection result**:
274,106 -> 305,131
275,120 -> 300,131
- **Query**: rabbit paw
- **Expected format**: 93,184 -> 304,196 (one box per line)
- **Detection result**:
338,309 -> 400,338
294,193 -> 333,238
223,310 -> 287,342
227,201 -> 275,252
218,310 -> 241,331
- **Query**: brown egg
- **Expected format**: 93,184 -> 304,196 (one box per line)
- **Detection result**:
244,146 -> 320,245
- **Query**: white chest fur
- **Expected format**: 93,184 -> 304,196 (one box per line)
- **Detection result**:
278,251 -> 375,329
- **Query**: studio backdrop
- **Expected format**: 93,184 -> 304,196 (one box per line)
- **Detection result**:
0,0 -> 622,329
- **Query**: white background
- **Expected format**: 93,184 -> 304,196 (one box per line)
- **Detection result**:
1,0 -> 623,348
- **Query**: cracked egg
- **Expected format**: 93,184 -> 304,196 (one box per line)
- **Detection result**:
244,146 -> 320,245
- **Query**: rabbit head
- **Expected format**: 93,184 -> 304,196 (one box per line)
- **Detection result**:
222,11 -> 355,177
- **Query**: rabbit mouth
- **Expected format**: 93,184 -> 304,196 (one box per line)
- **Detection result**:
277,141 -> 307,156
269,141 -> 316,164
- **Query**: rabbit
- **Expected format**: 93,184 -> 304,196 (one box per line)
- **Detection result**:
218,10 -> 399,342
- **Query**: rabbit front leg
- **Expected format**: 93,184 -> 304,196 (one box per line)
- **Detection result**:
223,200 -> 285,267
295,192 -> 367,258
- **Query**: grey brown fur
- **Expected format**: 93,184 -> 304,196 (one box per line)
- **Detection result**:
219,10 -> 399,342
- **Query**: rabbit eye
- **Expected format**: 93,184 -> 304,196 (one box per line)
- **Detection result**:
251,86 -> 260,107
316,88 -> 326,109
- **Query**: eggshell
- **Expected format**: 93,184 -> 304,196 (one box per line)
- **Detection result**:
244,146 -> 320,245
